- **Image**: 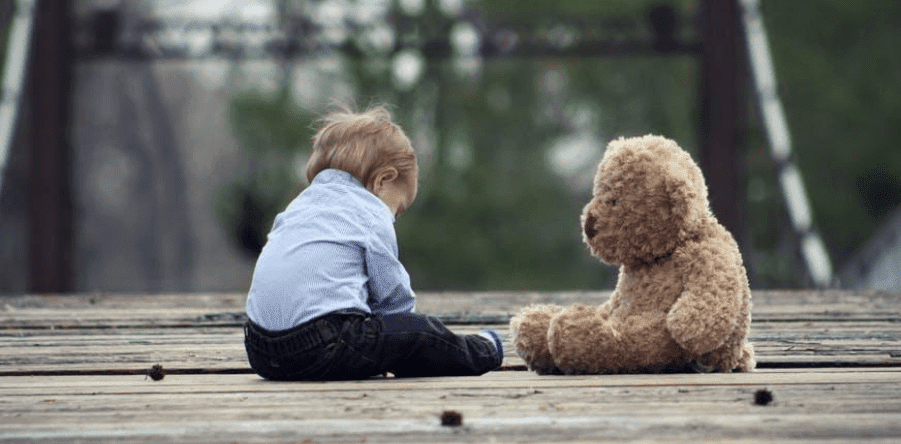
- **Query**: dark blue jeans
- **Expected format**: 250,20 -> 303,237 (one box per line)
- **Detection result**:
244,310 -> 502,380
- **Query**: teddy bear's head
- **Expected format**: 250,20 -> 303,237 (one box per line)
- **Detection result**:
580,135 -> 712,267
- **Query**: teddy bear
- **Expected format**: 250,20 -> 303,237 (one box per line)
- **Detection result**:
510,134 -> 755,374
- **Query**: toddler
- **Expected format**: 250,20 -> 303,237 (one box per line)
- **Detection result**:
244,104 -> 503,380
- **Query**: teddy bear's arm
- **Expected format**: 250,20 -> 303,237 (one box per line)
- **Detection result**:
666,243 -> 745,356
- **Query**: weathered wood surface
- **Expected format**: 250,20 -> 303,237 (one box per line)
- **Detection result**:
3,290 -> 901,324
2,321 -> 901,375
1,370 -> 900,443
1,290 -> 900,443
2,290 -> 900,374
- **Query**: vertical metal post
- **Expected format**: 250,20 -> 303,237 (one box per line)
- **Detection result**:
739,0 -> 833,286
28,0 -> 74,293
1,0 -> 37,192
699,0 -> 746,242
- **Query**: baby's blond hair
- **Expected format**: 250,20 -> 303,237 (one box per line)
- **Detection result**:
305,104 -> 416,189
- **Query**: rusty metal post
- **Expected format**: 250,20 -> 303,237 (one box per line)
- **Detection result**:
28,0 -> 74,293
699,0 -> 747,242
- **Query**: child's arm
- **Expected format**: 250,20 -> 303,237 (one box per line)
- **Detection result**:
364,222 -> 416,315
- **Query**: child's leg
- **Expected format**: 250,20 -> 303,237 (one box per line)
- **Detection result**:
244,312 -> 382,381
244,319 -> 328,380
245,311 -> 502,380
369,312 -> 503,377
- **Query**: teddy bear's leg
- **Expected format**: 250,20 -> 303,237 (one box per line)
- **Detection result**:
702,324 -> 756,372
548,307 -> 680,374
509,304 -> 563,375
545,304 -> 624,374
735,342 -> 756,372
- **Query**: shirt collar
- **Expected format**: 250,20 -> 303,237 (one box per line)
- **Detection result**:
313,169 -> 364,187
313,169 -> 395,222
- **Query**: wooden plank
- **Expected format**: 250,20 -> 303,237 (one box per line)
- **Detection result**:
5,306 -> 899,329
3,416 -> 900,444
0,293 -> 247,310
0,290 -> 901,318
2,294 -> 899,373
2,321 -> 900,375
0,330 -> 247,374
751,321 -> 901,367
1,370 -> 900,443
3,368 -> 901,393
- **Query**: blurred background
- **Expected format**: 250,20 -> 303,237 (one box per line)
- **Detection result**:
1,0 -> 899,294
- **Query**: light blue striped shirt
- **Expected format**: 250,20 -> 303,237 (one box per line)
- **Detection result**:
245,169 -> 416,331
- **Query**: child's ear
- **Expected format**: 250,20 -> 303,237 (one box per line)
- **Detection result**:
372,167 -> 399,193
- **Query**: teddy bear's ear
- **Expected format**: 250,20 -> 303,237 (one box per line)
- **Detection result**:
668,174 -> 688,213
667,175 -> 703,236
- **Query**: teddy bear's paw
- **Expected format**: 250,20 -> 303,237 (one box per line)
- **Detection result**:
509,305 -> 564,374
735,342 -> 756,372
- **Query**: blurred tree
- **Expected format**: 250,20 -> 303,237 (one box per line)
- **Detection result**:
0,2 -> 14,71
216,86 -> 317,259
748,0 -> 901,284
218,0 -> 704,290
219,0 -> 901,290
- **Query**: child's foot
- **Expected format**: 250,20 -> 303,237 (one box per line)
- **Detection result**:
479,329 -> 504,364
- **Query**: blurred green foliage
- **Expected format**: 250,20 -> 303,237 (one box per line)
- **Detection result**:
216,87 -> 317,258
0,2 -> 16,84
746,0 -> 901,286
480,0 -> 696,19
220,0 -> 901,289
347,44 -> 700,290
764,1 -> 901,254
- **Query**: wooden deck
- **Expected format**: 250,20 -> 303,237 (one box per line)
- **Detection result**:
1,290 -> 900,443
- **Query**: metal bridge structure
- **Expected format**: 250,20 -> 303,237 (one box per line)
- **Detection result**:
1,0 -> 832,291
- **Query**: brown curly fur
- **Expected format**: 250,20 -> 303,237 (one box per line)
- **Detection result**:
510,135 -> 755,374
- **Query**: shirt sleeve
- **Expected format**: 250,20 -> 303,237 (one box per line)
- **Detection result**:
364,213 -> 416,315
